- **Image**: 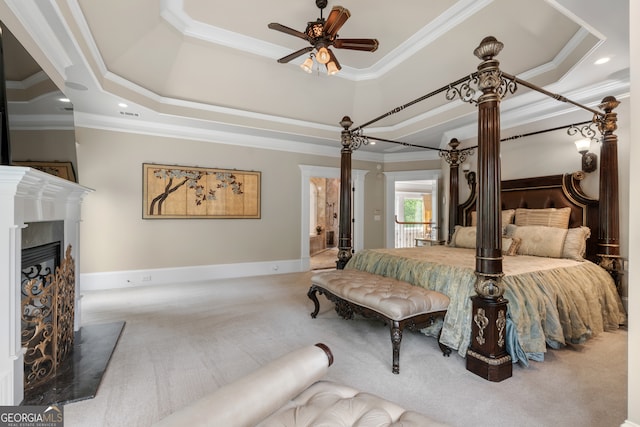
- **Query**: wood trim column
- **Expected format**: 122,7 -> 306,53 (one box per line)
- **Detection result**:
336,116 -> 354,269
596,96 -> 622,288
466,36 -> 512,382
0,27 -> 11,165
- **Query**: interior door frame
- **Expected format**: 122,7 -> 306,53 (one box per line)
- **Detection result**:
384,169 -> 442,248
300,165 -> 367,270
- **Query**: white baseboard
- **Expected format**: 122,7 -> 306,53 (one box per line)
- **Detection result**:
80,258 -> 304,291
621,421 -> 640,427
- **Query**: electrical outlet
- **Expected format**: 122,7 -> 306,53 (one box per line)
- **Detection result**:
142,275 -> 152,282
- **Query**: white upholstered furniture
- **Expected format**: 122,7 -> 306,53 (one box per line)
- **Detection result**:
309,270 -> 451,373
154,344 -> 449,427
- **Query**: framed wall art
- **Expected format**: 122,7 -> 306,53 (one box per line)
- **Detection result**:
12,161 -> 77,182
142,163 -> 261,219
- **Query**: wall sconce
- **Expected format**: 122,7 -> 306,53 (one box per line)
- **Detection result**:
574,139 -> 597,173
462,163 -> 476,189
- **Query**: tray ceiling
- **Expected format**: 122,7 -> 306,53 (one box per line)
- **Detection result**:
1,0 -> 630,160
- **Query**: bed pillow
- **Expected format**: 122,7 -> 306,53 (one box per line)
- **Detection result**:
514,207 -> 571,229
510,225 -> 569,258
502,237 -> 521,256
449,225 -> 521,255
450,225 -> 476,249
561,226 -> 591,261
470,209 -> 516,231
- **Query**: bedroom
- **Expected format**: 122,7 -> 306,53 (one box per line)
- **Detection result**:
0,0 -> 637,425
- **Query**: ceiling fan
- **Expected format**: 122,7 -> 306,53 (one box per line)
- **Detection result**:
268,0 -> 379,75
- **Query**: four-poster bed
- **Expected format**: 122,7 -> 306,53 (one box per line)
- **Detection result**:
332,36 -> 626,382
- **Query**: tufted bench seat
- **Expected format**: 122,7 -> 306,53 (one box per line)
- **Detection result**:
155,344 -> 450,427
309,269 -> 451,374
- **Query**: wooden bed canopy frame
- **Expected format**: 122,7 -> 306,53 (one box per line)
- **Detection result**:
334,36 -> 622,381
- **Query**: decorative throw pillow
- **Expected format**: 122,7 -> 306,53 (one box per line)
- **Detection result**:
450,226 -> 520,255
450,225 -> 476,249
561,226 -> 591,261
504,223 -> 518,238
511,225 -> 569,258
514,207 -> 571,228
470,209 -> 516,231
502,237 -> 521,256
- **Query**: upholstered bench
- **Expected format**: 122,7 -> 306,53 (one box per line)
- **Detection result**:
308,269 -> 451,374
155,344 -> 450,427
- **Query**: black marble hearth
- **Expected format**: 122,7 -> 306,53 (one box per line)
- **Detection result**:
22,321 -> 125,406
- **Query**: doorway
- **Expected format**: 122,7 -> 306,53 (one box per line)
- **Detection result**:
309,177 -> 339,270
299,165 -> 367,271
384,170 -> 442,248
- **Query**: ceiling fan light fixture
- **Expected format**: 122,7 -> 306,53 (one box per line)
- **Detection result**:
269,2 -> 378,73
301,56 -> 314,73
326,48 -> 341,75
316,46 -> 330,64
326,60 -> 340,75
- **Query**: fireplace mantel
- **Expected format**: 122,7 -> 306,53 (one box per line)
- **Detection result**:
0,166 -> 92,405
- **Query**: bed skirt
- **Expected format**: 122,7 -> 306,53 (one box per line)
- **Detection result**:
345,247 -> 626,364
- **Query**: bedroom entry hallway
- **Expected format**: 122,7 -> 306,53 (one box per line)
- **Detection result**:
384,170 -> 442,248
309,176 -> 339,269
299,165 -> 366,271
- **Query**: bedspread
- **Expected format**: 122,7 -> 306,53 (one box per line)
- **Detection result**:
345,246 -> 626,362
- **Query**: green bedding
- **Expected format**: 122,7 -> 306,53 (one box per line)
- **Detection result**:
345,246 -> 626,361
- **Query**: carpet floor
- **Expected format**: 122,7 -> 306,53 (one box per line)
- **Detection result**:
63,272 -> 627,427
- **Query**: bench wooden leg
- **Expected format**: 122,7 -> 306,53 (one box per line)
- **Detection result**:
390,320 -> 403,374
307,285 -> 321,318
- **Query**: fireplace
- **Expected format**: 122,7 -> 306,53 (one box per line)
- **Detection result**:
20,222 -> 75,390
0,166 -> 92,405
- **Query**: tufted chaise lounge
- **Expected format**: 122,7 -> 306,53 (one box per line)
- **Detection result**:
309,269 -> 451,373
154,344 -> 450,427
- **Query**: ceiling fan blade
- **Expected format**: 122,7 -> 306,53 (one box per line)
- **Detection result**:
268,23 -> 310,41
333,38 -> 379,52
327,49 -> 342,73
277,46 -> 314,63
323,6 -> 350,38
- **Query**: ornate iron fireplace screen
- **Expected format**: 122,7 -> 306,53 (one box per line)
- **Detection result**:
21,244 -> 75,389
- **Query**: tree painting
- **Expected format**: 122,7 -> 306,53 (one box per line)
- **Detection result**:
143,164 -> 260,219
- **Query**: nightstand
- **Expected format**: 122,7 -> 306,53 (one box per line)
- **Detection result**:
415,238 -> 445,247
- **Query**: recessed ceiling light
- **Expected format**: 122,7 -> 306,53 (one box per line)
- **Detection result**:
59,98 -> 70,103
594,57 -> 610,65
118,102 -> 128,108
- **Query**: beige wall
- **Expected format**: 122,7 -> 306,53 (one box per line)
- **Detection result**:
9,128 -> 78,173
75,127 -> 383,273
75,100 -> 630,283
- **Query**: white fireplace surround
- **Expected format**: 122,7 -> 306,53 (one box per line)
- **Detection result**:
0,166 -> 92,405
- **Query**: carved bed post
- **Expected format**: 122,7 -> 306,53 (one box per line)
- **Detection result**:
441,139 -> 474,241
446,139 -> 461,242
596,96 -> 622,289
336,116 -> 354,269
465,36 -> 512,382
